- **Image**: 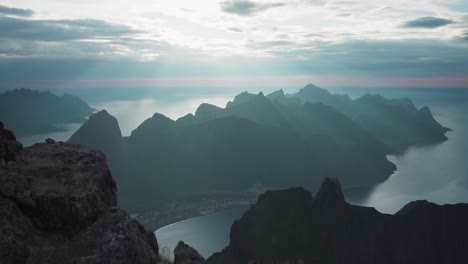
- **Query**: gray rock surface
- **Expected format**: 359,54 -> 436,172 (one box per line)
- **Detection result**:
0,141 -> 160,264
1,142 -> 117,234
45,138 -> 56,144
174,241 -> 205,264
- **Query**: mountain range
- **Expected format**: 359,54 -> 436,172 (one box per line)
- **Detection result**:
68,84 -> 450,212
0,89 -> 93,137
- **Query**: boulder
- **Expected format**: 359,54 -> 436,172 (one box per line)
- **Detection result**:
31,208 -> 160,264
7,140 -> 23,152
0,142 -> 117,234
174,241 -> 205,264
45,138 -> 56,144
0,196 -> 33,264
0,141 -> 160,264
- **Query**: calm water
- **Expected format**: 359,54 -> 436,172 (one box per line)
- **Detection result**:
19,123 -> 83,147
16,87 -> 468,258
155,206 -> 248,259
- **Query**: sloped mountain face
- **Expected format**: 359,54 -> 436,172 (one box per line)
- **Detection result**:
68,110 -> 123,161
207,177 -> 468,264
116,115 -> 326,210
295,84 -> 353,109
226,91 -> 258,108
224,93 -> 291,128
0,89 -> 93,137
291,85 -> 450,152
349,95 -> 450,152
68,84 -> 448,212
266,89 -> 301,107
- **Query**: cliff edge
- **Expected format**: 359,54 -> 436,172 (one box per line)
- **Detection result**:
0,141 -> 160,264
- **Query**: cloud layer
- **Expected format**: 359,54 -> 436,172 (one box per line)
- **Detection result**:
403,17 -> 454,28
219,0 -> 285,16
0,5 -> 34,17
0,0 -> 467,87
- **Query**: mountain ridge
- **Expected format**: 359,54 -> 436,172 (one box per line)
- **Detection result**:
206,177 -> 468,264
68,84 -> 449,214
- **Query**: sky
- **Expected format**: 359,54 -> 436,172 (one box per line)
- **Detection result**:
0,0 -> 467,88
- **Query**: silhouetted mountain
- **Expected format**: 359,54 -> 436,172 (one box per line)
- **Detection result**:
117,115 -> 326,210
349,94 -> 450,152
207,177 -> 468,264
291,85 -> 450,152
68,110 -> 122,160
266,89 -> 301,107
194,103 -> 226,122
295,84 -> 352,108
0,89 -> 93,137
68,85 -> 449,212
225,92 -> 291,128
226,91 -> 258,108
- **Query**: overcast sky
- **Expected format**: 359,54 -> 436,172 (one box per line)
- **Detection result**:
0,0 -> 467,88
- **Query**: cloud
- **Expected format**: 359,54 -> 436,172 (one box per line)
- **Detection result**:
246,39 -> 295,49
219,0 -> 285,16
0,15 -> 172,61
458,30 -> 468,42
402,17 -> 454,28
227,27 -> 243,32
0,5 -> 34,17
0,17 -> 139,41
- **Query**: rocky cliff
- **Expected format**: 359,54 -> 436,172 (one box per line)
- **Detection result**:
207,177 -> 468,264
0,141 -> 160,264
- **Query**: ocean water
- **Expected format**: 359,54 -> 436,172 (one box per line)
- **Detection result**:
16,87 -> 468,258
155,206 -> 248,259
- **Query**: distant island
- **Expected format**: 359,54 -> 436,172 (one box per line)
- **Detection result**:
0,89 -> 93,137
68,84 -> 450,215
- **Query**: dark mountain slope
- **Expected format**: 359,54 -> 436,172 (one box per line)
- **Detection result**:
68,110 -> 122,161
290,85 -> 450,152
0,89 -> 93,137
207,177 -> 468,264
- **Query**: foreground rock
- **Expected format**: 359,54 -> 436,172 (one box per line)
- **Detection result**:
0,142 -> 159,264
0,121 -> 22,164
174,241 -> 205,264
207,177 -> 468,264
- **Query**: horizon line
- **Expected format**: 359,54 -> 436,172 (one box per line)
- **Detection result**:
1,75 -> 467,89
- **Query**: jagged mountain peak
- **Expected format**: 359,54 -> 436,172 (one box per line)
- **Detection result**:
314,177 -> 345,207
195,103 -> 224,117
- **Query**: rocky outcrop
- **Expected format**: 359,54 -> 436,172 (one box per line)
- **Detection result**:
174,241 -> 205,264
0,140 -> 160,264
207,177 -> 468,264
313,176 -> 345,207
0,122 -> 23,164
